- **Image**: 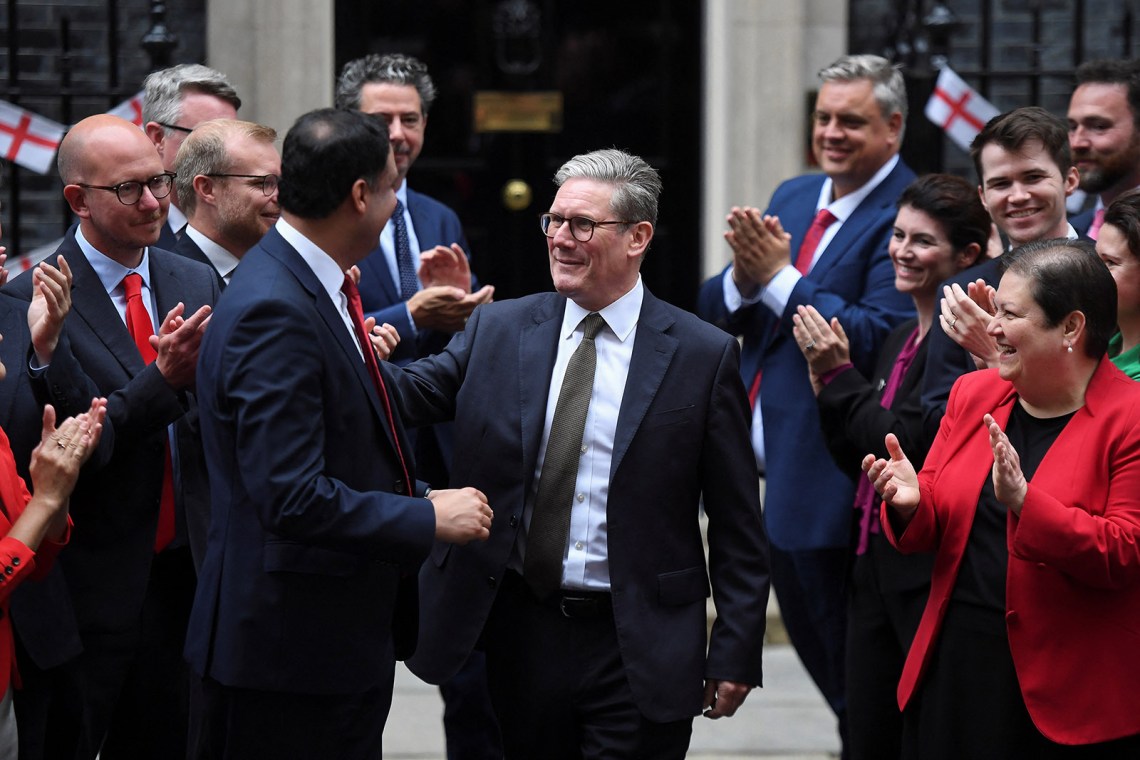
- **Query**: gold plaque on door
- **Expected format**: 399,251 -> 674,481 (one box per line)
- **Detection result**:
474,92 -> 563,133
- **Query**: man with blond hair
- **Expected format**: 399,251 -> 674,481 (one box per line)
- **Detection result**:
172,119 -> 281,294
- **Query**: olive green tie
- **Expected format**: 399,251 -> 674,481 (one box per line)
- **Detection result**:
524,312 -> 606,599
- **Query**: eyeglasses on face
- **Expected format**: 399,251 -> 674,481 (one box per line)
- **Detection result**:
539,213 -> 634,243
77,172 -> 177,205
157,122 -> 193,135
204,173 -> 280,196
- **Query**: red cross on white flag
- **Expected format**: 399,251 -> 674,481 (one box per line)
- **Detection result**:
107,91 -> 146,128
0,100 -> 67,175
924,66 -> 1001,152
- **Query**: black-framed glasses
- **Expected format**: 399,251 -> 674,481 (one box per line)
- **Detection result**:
157,122 -> 193,134
204,173 -> 280,196
77,172 -> 176,205
539,213 -> 634,243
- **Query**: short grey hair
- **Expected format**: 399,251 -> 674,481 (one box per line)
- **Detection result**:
335,53 -> 438,114
818,54 -> 908,142
554,149 -> 662,227
173,118 -> 277,217
142,63 -> 242,130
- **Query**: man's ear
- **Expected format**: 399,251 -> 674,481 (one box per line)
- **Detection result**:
627,221 -> 654,259
192,175 -> 219,207
62,184 -> 90,218
144,122 -> 167,157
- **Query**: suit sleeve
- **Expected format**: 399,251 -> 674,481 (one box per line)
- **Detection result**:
1011,422 -> 1140,590
702,338 -> 769,686
221,298 -> 434,561
31,331 -> 115,470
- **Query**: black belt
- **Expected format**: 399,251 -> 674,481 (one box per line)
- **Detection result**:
504,570 -> 612,619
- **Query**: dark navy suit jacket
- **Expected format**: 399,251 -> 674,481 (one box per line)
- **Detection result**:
696,162 -> 916,551
5,227 -> 219,635
390,290 -> 771,722
184,226 -> 435,695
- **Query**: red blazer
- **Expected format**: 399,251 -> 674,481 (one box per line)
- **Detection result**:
882,359 -> 1140,745
0,427 -> 67,698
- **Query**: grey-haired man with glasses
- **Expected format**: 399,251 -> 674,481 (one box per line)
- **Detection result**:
172,118 -> 281,294
3,113 -> 219,760
143,63 -> 242,249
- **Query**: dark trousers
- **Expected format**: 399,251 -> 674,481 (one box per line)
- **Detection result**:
199,674 -> 392,760
440,650 -> 503,760
100,546 -> 196,759
845,545 -> 927,760
483,571 -> 692,760
769,544 -> 849,752
905,601 -> 1140,759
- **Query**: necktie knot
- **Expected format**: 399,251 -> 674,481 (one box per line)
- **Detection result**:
395,198 -> 405,216
122,272 -> 144,300
581,312 -> 605,341
341,273 -> 361,305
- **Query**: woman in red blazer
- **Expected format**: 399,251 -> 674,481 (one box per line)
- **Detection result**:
865,238 -> 1140,757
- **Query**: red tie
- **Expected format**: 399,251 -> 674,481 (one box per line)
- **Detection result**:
122,273 -> 177,552
341,275 -> 412,494
796,209 -> 838,275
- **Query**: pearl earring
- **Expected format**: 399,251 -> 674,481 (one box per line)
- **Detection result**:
1066,342 -> 1073,354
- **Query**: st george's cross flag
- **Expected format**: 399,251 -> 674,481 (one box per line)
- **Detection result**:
108,91 -> 146,128
925,66 -> 1001,152
0,100 -> 67,175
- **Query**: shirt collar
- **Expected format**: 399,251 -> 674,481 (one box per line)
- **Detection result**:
561,276 -> 643,343
816,154 -> 900,221
166,204 -> 187,237
75,225 -> 152,295
185,225 -> 241,281
275,218 -> 346,304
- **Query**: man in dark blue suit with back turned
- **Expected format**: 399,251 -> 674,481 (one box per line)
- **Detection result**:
184,107 -> 492,759
696,54 -> 915,757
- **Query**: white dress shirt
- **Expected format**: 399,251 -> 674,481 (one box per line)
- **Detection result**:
519,277 -> 643,591
184,226 -> 241,285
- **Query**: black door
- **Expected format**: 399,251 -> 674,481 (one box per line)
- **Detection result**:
336,0 -> 702,308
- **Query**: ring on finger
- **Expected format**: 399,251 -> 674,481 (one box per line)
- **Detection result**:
948,316 -> 958,330
804,340 -> 816,351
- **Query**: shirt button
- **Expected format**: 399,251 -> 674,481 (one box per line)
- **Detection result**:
580,445 -> 587,454
575,541 -> 583,550
576,493 -> 585,502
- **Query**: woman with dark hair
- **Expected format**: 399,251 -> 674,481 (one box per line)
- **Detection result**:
791,173 -> 988,759
865,238 -> 1140,757
1096,188 -> 1140,379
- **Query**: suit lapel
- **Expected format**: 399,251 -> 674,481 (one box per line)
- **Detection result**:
518,295 -> 564,487
810,163 -> 910,282
62,234 -> 146,376
263,230 -> 405,459
611,292 -> 677,478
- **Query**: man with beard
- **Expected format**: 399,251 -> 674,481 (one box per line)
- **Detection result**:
172,119 -> 281,293
143,64 -> 242,249
1067,59 -> 1140,240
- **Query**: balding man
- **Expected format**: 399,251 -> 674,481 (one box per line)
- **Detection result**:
143,64 -> 241,249
5,114 -> 219,759
172,119 -> 281,294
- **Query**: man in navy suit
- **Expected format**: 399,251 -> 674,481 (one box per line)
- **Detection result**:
389,148 -> 770,759
5,114 -> 218,759
142,64 -> 242,250
696,54 -> 915,755
171,119 -> 281,292
336,52 -> 500,758
184,107 -> 492,759
1067,59 -> 1140,239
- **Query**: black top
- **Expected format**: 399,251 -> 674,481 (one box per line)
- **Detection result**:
951,402 -> 1075,619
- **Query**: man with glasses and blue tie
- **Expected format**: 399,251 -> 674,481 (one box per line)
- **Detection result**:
4,114 -> 218,759
172,119 -> 281,297
143,64 -> 242,250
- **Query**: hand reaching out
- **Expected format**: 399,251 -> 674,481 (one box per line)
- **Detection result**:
362,316 -> 401,361
428,487 -> 493,544
862,433 -> 920,520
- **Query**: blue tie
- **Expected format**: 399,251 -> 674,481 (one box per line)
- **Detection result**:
393,199 -> 419,298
